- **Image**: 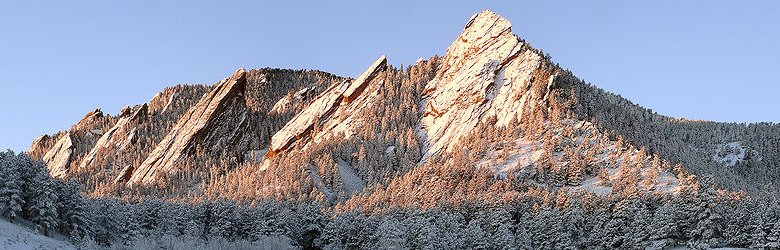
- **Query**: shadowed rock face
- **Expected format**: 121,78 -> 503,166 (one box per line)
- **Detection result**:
267,56 -> 387,157
418,10 -> 555,160
127,68 -> 248,186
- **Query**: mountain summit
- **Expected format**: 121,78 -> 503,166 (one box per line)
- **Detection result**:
420,10 -> 555,159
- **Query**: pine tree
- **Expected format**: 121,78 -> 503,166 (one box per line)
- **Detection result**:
464,219 -> 488,249
493,223 -> 516,250
688,177 -> 722,248
0,152 -> 24,223
371,217 -> 407,249
29,166 -> 59,236
57,181 -> 89,240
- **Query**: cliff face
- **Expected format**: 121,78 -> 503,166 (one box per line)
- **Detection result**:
418,10 -> 556,160
127,69 -> 248,186
79,104 -> 148,177
41,132 -> 74,178
267,56 -> 388,158
33,108 -> 117,178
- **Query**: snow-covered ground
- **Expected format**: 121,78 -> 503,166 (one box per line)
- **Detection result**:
476,138 -> 543,179
475,121 -> 681,195
0,218 -> 74,250
712,141 -> 760,167
713,142 -> 747,167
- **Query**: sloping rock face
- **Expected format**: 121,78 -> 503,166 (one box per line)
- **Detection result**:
269,86 -> 316,115
28,134 -> 54,157
268,56 -> 388,156
79,104 -> 148,173
42,132 -> 74,178
419,10 -> 556,159
127,69 -> 248,185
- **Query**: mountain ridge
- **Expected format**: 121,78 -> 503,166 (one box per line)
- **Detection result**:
25,10 -> 780,200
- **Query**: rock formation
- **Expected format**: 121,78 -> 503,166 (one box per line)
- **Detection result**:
268,56 -> 387,157
42,132 -> 74,178
79,104 -> 148,172
73,108 -> 105,130
269,86 -> 316,115
418,10 -> 555,159
127,68 -> 248,185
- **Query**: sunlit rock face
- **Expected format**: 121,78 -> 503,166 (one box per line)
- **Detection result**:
127,69 -> 248,186
42,132 -> 74,178
419,10 -> 556,159
267,56 -> 388,158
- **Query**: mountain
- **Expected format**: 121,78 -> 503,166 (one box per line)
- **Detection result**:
28,10 -> 778,199
13,10 -> 780,249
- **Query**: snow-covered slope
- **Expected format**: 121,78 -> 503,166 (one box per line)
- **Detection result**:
712,141 -> 761,167
0,219 -> 73,250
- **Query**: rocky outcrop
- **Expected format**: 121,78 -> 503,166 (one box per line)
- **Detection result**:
73,108 -> 105,130
418,10 -> 555,159
42,132 -> 74,178
268,56 -> 387,157
342,55 -> 387,104
127,68 -> 248,185
28,134 -> 53,157
79,104 -> 148,172
114,165 -> 134,184
269,86 -> 316,115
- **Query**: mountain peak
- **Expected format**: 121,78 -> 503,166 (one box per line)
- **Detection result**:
454,10 -> 514,54
465,10 -> 511,33
419,10 -> 551,159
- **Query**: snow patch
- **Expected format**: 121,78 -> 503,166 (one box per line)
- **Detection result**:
712,142 -> 759,167
475,138 -> 543,178
336,158 -> 366,195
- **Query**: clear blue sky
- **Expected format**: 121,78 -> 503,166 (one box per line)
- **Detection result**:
1,1 -> 778,152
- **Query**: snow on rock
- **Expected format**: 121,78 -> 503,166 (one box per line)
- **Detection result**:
268,80 -> 351,154
0,219 -> 73,250
418,10 -> 552,160
42,132 -> 74,178
79,104 -> 148,174
342,55 -> 387,104
128,68 -> 248,186
267,56 -> 388,157
28,134 -> 52,156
